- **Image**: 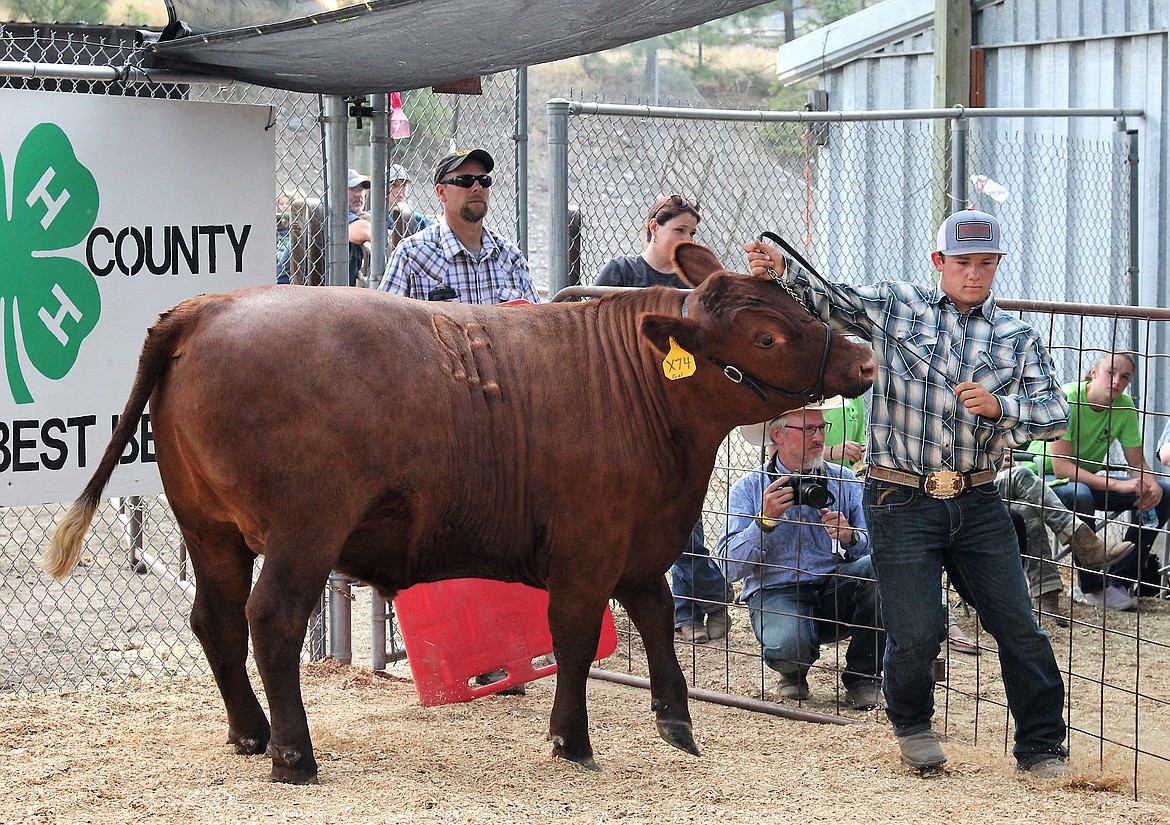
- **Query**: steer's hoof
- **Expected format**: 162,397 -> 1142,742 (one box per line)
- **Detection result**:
267,744 -> 319,784
656,720 -> 700,757
227,727 -> 269,756
549,734 -> 601,772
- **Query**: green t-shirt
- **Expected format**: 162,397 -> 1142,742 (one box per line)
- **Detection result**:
1027,380 -> 1141,475
822,395 -> 867,468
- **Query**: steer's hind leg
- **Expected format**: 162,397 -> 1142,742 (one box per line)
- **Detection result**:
247,547 -> 335,784
613,576 -> 699,757
185,525 -> 271,757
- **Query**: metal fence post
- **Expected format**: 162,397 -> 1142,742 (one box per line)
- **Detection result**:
323,94 -> 350,287
369,92 -> 388,285
516,67 -> 529,259
327,573 -> 352,664
949,112 -> 968,211
547,98 -> 571,296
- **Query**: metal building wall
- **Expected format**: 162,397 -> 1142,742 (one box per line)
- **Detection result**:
781,0 -> 1169,417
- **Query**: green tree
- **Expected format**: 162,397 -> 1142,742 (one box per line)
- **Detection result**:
804,0 -> 869,30
2,0 -> 110,23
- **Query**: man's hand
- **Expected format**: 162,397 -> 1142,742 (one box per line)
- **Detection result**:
955,381 -> 1002,420
828,441 -> 865,465
761,477 -> 797,522
820,510 -> 854,545
1137,474 -> 1164,510
744,240 -> 786,280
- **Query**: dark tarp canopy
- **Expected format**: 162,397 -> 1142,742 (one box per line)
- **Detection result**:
143,0 -> 773,95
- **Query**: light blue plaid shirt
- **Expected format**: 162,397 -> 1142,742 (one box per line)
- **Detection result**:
378,221 -> 539,304
786,260 -> 1069,474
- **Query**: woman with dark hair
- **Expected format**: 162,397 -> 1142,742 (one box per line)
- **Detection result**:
595,194 -> 733,644
594,193 -> 702,289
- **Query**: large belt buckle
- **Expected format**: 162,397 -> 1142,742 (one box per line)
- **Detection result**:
924,470 -> 964,499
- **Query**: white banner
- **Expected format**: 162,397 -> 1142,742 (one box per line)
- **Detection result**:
0,89 -> 275,506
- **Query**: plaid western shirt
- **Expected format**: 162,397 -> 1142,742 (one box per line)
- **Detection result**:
786,260 -> 1069,474
377,220 -> 539,305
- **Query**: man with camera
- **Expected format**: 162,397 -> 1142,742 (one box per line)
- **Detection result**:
377,148 -> 539,304
717,398 -> 884,711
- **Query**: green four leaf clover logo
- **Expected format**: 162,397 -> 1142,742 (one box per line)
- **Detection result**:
1,123 -> 101,404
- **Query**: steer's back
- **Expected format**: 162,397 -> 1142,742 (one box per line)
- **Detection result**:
151,285 -> 693,594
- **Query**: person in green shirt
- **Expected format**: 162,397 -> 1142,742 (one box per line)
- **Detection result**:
1027,352 -> 1167,611
821,394 -> 867,469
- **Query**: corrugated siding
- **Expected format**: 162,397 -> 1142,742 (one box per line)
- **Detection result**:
807,0 -> 1168,413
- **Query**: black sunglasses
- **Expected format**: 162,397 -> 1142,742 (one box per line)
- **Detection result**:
439,173 -> 493,188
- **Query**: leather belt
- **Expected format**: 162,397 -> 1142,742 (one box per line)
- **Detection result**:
868,465 -> 997,500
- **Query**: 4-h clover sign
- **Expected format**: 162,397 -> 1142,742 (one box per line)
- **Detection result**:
1,88 -> 274,508
1,123 -> 101,405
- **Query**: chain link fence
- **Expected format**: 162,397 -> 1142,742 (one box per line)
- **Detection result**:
3,23 -> 1168,798
0,23 -> 523,690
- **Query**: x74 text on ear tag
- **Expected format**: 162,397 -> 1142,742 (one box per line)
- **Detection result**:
662,337 -> 696,381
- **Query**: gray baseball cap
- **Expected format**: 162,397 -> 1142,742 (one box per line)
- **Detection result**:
387,164 -> 411,183
935,209 -> 1005,255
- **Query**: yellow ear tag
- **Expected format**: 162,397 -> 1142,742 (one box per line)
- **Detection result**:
662,337 -> 697,381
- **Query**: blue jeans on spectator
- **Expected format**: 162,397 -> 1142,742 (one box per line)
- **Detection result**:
745,555 -> 884,689
864,478 -> 1067,767
1046,474 -> 1170,594
671,522 -> 733,628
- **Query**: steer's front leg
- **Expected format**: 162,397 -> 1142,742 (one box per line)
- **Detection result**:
614,576 -> 699,757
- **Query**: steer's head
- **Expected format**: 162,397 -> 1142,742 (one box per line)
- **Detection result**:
640,242 -> 875,421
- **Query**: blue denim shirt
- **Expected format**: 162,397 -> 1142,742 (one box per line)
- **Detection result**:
717,459 -> 868,602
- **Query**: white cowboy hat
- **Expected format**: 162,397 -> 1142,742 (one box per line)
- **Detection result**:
736,396 -> 847,448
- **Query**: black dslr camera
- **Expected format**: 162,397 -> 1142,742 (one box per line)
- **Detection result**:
781,474 -> 834,509
428,282 -> 458,301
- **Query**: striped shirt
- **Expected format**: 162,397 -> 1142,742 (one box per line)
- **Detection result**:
377,220 -> 539,305
786,261 -> 1069,474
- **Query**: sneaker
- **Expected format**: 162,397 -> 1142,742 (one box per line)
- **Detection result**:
1071,584 -> 1137,612
1037,591 -> 1070,628
844,681 -> 881,711
777,670 -> 811,700
897,730 -> 947,769
705,607 -> 731,641
1021,756 -> 1073,778
1067,524 -> 1135,569
678,622 -> 709,644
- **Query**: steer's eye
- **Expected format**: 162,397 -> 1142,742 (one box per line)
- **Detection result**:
758,334 -> 775,348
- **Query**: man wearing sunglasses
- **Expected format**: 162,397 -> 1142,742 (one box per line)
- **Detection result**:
717,397 -> 884,712
377,148 -> 539,304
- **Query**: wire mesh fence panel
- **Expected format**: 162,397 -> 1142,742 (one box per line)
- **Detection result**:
3,23 -> 1168,800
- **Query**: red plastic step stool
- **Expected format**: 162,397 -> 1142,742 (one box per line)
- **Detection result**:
393,578 -> 618,706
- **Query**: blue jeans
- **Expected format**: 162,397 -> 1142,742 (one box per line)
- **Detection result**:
864,478 -> 1067,766
671,522 -> 734,628
1046,474 -> 1170,593
746,555 -> 884,688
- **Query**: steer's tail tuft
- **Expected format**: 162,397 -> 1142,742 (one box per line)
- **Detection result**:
42,500 -> 99,580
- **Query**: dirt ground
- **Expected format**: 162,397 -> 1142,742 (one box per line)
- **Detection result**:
3,657 -> 1168,825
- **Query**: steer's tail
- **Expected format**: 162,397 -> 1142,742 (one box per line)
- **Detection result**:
42,301 -> 196,580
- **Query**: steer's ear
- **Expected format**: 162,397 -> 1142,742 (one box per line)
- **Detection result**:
672,242 -> 725,287
640,313 -> 699,355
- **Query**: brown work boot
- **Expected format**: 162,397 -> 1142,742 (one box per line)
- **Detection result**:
705,607 -> 731,641
1038,591 -> 1070,628
777,668 -> 811,700
1067,524 -> 1135,569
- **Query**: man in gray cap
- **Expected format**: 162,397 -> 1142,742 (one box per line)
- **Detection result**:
385,164 -> 430,245
745,208 -> 1074,778
346,168 -> 373,286
378,148 -> 538,304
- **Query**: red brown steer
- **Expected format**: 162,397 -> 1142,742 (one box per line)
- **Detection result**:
45,242 -> 874,784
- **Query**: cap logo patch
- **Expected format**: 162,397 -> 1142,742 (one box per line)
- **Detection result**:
955,220 -> 993,241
